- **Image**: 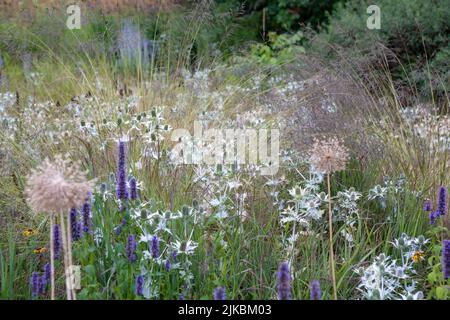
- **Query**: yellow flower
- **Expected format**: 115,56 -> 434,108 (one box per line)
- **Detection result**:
412,250 -> 424,263
22,228 -> 37,237
33,247 -> 47,254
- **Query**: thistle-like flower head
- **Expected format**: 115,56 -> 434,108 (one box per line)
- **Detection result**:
309,137 -> 349,174
26,155 -> 93,214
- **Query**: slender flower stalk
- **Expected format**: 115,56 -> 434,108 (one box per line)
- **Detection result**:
277,262 -> 291,300
213,287 -> 226,300
309,137 -> 348,300
310,280 -> 321,300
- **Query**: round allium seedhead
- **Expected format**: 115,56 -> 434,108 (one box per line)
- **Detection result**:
126,234 -> 137,263
310,280 -> 321,300
151,235 -> 159,259
25,155 -> 94,214
135,275 -> 144,296
116,141 -> 129,200
213,287 -> 226,300
53,224 -> 62,259
423,199 -> 432,212
308,137 -> 349,174
443,240 -> 450,280
437,186 -> 447,216
277,262 -> 292,300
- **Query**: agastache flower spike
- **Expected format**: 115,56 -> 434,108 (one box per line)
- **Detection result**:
277,262 -> 291,300
70,208 -> 81,241
53,224 -> 62,259
135,275 -> 144,296
126,234 -> 137,263
213,287 -> 226,300
423,199 -> 432,212
82,198 -> 92,234
437,186 -> 447,216
116,141 -> 128,200
30,272 -> 40,299
151,235 -> 159,259
310,280 -> 321,300
129,177 -> 138,200
443,240 -> 450,279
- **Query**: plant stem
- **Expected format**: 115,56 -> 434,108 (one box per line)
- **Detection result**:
59,211 -> 72,300
49,214 -> 55,300
66,213 -> 77,300
327,172 -> 337,300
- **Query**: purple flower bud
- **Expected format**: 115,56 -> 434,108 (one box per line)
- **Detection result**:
179,294 -> 185,300
213,287 -> 226,300
135,275 -> 144,296
129,177 -> 138,200
43,263 -> 51,285
151,235 -> 159,259
82,199 -> 92,234
310,280 -> 321,300
116,141 -> 128,200
70,208 -> 81,241
277,262 -> 291,300
172,251 -> 177,262
126,234 -> 137,263
30,272 -> 40,298
165,259 -> 171,271
443,239 -> 450,279
437,186 -> 447,216
53,224 -> 62,259
423,199 -> 432,212
430,210 -> 440,225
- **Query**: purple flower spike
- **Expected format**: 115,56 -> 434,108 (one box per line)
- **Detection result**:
82,200 -> 92,234
116,141 -> 128,200
437,186 -> 447,216
423,199 -> 432,212
30,272 -> 40,299
53,224 -> 62,259
310,280 -> 321,300
151,235 -> 159,259
213,287 -> 226,300
43,263 -> 51,285
129,177 -> 138,200
70,208 -> 81,241
429,210 -> 440,225
277,262 -> 291,300
126,234 -> 137,263
135,275 -> 144,296
443,240 -> 450,279
165,259 -> 171,271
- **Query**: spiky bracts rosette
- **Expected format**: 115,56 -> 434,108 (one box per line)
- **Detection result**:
25,154 -> 94,214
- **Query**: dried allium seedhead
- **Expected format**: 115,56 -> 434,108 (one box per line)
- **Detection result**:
26,155 -> 94,214
309,137 -> 349,174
